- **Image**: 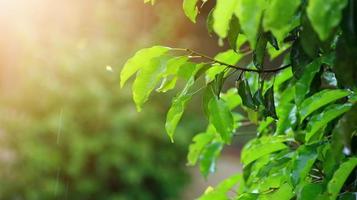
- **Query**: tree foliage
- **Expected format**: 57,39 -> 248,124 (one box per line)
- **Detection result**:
122,0 -> 357,199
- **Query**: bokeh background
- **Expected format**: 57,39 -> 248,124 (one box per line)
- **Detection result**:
0,0 -> 246,199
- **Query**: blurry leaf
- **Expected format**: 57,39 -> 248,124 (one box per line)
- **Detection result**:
327,158 -> 357,200
306,104 -> 352,143
274,67 -> 293,92
144,0 -> 156,5
334,34 -> 357,88
241,136 -> 288,166
276,103 -> 297,135
295,59 -> 321,105
183,0 -> 200,23
157,56 -> 189,92
199,174 -> 242,200
177,62 -> 198,80
221,88 -> 242,110
291,145 -> 318,186
260,183 -> 294,200
120,46 -> 170,87
157,77 -> 178,93
133,56 -> 170,111
253,33 -> 267,70
206,8 -> 215,34
213,0 -> 239,38
165,78 -> 195,142
307,0 -> 348,40
253,89 -> 264,107
264,86 -> 277,119
299,89 -> 350,122
235,0 -> 266,47
214,49 -> 242,65
208,97 -> 234,143
290,40 -> 312,79
163,56 -> 189,76
297,183 -> 323,200
205,64 -> 225,83
187,131 -> 215,166
300,14 -> 321,58
203,83 -> 215,117
339,193 -> 357,200
263,0 -> 301,42
266,32 -> 279,50
228,15 -> 241,52
200,142 -> 223,177
238,80 -> 256,110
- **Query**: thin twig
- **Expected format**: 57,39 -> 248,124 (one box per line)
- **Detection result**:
172,48 -> 291,73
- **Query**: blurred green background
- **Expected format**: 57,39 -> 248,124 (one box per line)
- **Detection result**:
0,0 -> 219,199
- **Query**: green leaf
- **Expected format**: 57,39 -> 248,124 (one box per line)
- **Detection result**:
132,56 -> 170,111
199,174 -> 242,200
274,67 -> 293,92
206,8 -> 215,34
183,0 -> 200,23
228,15 -> 241,51
338,193 -> 357,200
263,0 -> 301,42
307,0 -> 348,40
306,104 -> 352,143
165,78 -> 195,142
208,97 -> 234,143
241,136 -> 288,166
327,157 -> 357,200
238,80 -> 256,110
235,0 -> 266,47
214,49 -> 242,65
295,59 -> 321,105
205,64 -> 225,83
276,103 -> 297,135
213,0 -> 239,38
221,88 -> 242,110
120,46 -> 170,87
264,86 -> 277,119
260,183 -> 294,200
299,89 -> 350,122
157,56 -> 189,92
187,131 -> 215,166
297,183 -> 323,200
200,142 -> 223,177
290,40 -> 312,79
253,33 -> 267,70
291,145 -> 318,186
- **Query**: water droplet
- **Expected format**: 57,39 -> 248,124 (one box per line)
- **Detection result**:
106,65 -> 113,72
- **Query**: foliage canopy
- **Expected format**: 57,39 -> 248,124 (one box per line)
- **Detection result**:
122,0 -> 357,199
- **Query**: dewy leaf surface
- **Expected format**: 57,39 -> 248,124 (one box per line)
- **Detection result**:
241,136 -> 288,166
120,46 -> 170,87
299,89 -> 350,122
291,145 -> 318,186
327,158 -> 357,200
305,104 -> 352,143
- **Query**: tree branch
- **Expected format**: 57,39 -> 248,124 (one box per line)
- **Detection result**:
172,48 -> 291,73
